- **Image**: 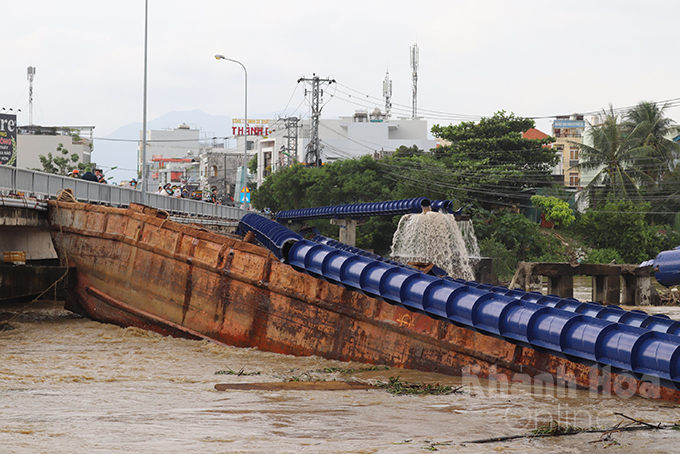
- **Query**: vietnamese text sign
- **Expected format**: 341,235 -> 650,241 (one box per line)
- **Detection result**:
0,114 -> 17,166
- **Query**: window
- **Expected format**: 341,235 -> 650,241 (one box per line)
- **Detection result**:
569,147 -> 579,160
212,165 -> 218,177
569,172 -> 579,186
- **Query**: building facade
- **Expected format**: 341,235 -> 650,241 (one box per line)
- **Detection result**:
16,125 -> 93,171
252,109 -> 436,187
551,115 -> 586,188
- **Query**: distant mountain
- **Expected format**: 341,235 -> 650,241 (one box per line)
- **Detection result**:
92,109 -> 232,182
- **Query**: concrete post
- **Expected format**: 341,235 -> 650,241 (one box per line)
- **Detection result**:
330,218 -> 359,247
547,275 -> 574,298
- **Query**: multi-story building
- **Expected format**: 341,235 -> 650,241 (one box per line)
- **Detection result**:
16,125 -> 93,171
551,115 -> 586,188
252,109 -> 436,187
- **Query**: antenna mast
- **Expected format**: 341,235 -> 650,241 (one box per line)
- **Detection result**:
383,70 -> 392,119
297,74 -> 335,166
410,44 -> 419,119
27,66 -> 36,125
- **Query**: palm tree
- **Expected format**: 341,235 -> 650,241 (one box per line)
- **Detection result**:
571,105 -> 646,205
623,101 -> 679,184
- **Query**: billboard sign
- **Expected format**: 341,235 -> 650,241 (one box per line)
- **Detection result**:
232,118 -> 271,137
0,114 -> 17,166
553,119 -> 585,129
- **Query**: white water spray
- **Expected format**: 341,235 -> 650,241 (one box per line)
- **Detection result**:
390,211 -> 477,280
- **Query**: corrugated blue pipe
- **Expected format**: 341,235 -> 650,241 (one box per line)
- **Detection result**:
641,246 -> 680,287
431,200 -> 454,213
455,279 -> 680,337
237,213 -> 302,261
276,197 -> 430,222
311,234 -> 449,277
241,213 -> 680,389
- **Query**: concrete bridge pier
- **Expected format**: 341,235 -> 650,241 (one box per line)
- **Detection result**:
510,262 -> 658,306
547,274 -> 574,299
329,218 -> 365,247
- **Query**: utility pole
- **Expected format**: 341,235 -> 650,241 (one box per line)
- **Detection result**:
297,74 -> 335,166
383,70 -> 392,119
27,67 -> 36,125
410,44 -> 419,119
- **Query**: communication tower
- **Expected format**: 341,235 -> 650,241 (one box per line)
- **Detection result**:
410,44 -> 419,119
27,66 -> 36,125
383,71 -> 392,119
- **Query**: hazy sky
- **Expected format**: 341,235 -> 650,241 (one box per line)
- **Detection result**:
3,1 -> 680,158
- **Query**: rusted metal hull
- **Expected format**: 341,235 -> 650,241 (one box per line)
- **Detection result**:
46,201 -> 680,402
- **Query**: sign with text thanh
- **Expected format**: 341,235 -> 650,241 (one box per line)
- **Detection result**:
0,114 -> 17,166
232,118 -> 272,137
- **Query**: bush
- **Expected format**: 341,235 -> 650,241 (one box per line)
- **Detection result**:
575,199 -> 657,263
479,238 -> 517,281
583,248 -> 624,264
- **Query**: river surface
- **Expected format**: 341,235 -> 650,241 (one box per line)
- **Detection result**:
2,299 -> 680,454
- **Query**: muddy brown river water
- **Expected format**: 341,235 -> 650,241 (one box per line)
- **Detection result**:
2,299 -> 680,454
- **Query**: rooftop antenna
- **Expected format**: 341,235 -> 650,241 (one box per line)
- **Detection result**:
410,44 -> 419,119
383,70 -> 392,119
27,66 -> 36,125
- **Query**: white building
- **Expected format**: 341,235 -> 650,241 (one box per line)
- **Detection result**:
16,125 -> 93,171
253,109 -> 436,186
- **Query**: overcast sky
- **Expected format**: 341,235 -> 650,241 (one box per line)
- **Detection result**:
3,1 -> 680,161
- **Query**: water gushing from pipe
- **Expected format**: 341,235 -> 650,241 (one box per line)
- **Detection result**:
390,211 -> 475,280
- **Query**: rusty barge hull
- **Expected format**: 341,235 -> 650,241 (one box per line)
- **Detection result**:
47,201 -> 680,402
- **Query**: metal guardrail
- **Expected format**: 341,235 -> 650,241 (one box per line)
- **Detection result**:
0,166 -> 245,222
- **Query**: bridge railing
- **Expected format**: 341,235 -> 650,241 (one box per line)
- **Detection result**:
0,166 -> 245,221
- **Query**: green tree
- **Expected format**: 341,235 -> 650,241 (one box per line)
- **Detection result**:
622,101 -> 680,224
431,111 -> 558,208
475,212 -> 564,262
623,101 -> 679,184
530,195 -> 575,228
571,105 -> 645,204
36,143 -> 83,175
575,198 -> 657,263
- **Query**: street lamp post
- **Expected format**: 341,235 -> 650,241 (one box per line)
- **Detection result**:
214,54 -> 248,210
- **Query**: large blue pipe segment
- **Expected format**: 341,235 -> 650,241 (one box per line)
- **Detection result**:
276,197 -> 431,222
240,213 -> 680,389
455,279 -> 680,337
640,246 -> 680,287
236,213 -> 302,261
310,234 -> 449,277
430,200 -> 454,213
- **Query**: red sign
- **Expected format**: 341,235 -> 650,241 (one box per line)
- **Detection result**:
232,126 -> 269,136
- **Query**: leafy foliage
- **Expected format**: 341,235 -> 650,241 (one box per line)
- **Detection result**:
36,143 -> 90,175
575,198 -> 658,263
430,111 -> 558,207
530,195 -> 575,228
583,248 -> 624,265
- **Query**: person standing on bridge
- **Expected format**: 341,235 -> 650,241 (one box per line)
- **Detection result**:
95,169 -> 107,184
81,169 -> 98,182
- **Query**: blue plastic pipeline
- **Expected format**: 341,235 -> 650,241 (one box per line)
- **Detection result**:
641,246 -> 680,287
240,213 -> 680,389
237,213 -> 302,261
430,200 -> 454,213
311,234 -> 449,277
276,197 -> 430,222
456,280 -> 680,337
